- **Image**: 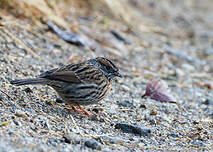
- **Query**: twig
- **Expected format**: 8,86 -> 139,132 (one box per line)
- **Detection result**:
69,115 -> 81,134
117,108 -> 134,112
0,89 -> 14,101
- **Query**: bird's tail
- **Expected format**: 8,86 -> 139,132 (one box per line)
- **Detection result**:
10,78 -> 48,86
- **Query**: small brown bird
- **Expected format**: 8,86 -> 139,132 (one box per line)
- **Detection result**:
10,57 -> 121,116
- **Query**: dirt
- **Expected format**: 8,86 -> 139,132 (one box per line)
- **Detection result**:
0,0 -> 212,151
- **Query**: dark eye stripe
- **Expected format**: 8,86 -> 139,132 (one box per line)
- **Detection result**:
102,59 -> 118,72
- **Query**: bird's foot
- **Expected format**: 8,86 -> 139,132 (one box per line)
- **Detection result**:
65,104 -> 93,117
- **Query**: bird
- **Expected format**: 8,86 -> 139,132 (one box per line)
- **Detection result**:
10,57 -> 122,116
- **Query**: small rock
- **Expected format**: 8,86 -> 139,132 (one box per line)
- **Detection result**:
92,107 -> 104,113
209,113 -> 213,119
163,45 -> 206,65
85,139 -> 101,150
0,95 -> 5,101
45,101 -> 53,106
14,110 -> 27,117
140,104 -> 147,109
63,134 -> 72,144
90,115 -> 105,122
53,43 -> 61,48
114,123 -> 152,136
23,87 -> 33,93
169,133 -> 179,138
62,134 -> 81,144
202,98 -> 213,105
13,120 -> 21,126
100,136 -> 121,144
47,138 -> 61,147
121,85 -> 131,91
118,100 -> 133,107
110,29 -> 131,44
150,109 -> 157,115
192,121 -> 199,125
191,140 -> 204,146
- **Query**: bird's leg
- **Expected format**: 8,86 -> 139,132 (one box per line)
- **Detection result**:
65,104 -> 92,117
76,104 -> 93,117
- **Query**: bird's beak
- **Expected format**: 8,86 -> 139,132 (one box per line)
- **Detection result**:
115,72 -> 122,78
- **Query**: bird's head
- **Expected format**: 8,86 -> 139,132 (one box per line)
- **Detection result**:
90,57 -> 122,81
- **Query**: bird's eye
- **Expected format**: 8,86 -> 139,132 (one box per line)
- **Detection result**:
106,66 -> 111,70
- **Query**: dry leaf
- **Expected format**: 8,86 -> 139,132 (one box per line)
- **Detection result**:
142,79 -> 176,103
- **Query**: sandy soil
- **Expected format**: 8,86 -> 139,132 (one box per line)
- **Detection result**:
0,0 -> 212,151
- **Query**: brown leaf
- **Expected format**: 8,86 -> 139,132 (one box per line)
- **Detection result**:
142,79 -> 176,103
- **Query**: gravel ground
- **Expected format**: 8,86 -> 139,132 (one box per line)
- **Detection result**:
0,0 -> 213,151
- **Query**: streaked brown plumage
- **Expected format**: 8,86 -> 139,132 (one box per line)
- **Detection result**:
10,57 -> 121,116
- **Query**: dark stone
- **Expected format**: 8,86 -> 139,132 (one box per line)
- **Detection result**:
202,99 -> 213,105
100,136 -> 117,144
118,100 -> 133,107
47,21 -> 85,46
169,133 -> 179,138
92,108 -> 99,113
192,121 -> 199,125
209,113 -> 213,119
23,87 -> 33,93
53,44 -> 61,48
47,138 -> 61,147
0,95 -> 4,101
140,104 -> 147,109
63,134 -> 72,144
191,140 -> 204,146
85,139 -> 101,150
114,123 -> 152,137
163,45 -> 205,65
62,134 -> 81,144
92,107 -> 103,113
110,29 -> 131,44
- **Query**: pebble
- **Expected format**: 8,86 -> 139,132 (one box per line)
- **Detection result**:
84,139 -> 101,150
14,110 -> 27,117
47,138 -> 61,147
191,140 -> 204,146
163,45 -> 205,65
0,95 -> 5,101
202,98 -> 213,105
23,87 -> 33,93
13,120 -> 21,126
63,134 -> 72,144
169,133 -> 179,138
114,123 -> 152,137
100,136 -> 123,144
209,113 -> 213,119
118,100 -> 133,107
62,134 -> 81,144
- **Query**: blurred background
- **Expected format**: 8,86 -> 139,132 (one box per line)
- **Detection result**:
0,0 -> 213,151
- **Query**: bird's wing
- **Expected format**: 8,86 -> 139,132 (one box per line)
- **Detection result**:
39,65 -> 81,83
